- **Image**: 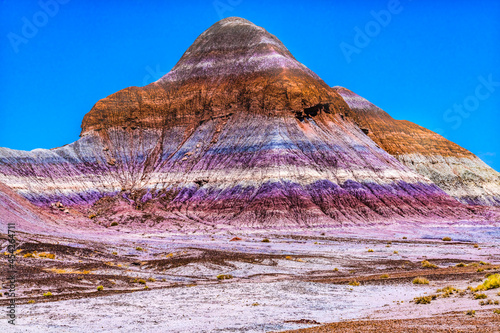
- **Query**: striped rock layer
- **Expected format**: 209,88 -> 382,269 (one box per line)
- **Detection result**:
0,17 -> 498,227
334,87 -> 500,207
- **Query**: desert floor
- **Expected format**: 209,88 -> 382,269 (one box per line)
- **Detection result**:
1,222 -> 499,332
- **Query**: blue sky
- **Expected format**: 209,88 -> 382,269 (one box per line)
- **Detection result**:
1,0 -> 499,169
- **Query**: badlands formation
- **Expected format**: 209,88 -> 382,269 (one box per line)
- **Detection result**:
0,17 -> 499,230
1,17 -> 500,333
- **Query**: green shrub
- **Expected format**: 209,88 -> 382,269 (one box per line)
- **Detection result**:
97,285 -> 104,291
456,262 -> 466,267
43,292 -> 52,297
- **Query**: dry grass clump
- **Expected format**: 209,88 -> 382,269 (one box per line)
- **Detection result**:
43,292 -> 52,297
147,277 -> 156,282
412,277 -> 430,285
474,293 -> 487,299
367,249 -> 374,252
348,280 -> 360,286
217,274 -> 233,280
414,295 -> 436,304
261,238 -> 270,243
456,262 -> 467,267
466,309 -> 476,316
437,286 -> 459,297
442,237 -> 452,241
393,251 -> 398,254
137,279 -> 147,284
380,274 -> 390,279
135,247 -> 143,251
421,260 -> 438,269
474,244 -> 479,248
23,251 -> 56,259
28,300 -> 35,304
494,309 -> 500,314
479,299 -> 498,306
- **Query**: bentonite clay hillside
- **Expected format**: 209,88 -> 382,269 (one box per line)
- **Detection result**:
0,17 -> 499,229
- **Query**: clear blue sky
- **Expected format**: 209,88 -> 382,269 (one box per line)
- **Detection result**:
1,0 -> 499,170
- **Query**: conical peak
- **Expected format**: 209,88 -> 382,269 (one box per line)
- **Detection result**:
158,17 -> 319,83
179,17 -> 291,59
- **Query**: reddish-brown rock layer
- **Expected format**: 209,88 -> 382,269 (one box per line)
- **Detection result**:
81,17 -> 349,135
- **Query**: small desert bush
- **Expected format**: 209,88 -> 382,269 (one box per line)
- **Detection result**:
474,244 -> 479,248
474,293 -> 487,299
97,285 -> 104,291
110,222 -> 118,226
494,309 -> 500,314
333,268 -> 339,272
474,274 -> 500,291
456,262 -> 467,267
147,277 -> 156,282
479,261 -> 490,265
43,292 -> 52,297
477,268 -> 485,272
367,249 -> 374,252
261,238 -> 270,243
466,310 -> 475,316
421,260 -> 438,269
27,300 -> 35,304
348,280 -> 360,286
438,286 -> 459,297
442,237 -> 452,241
88,213 -> 97,219
480,299 -> 496,306
393,251 -> 398,254
414,295 -> 435,304
135,247 -> 143,251
413,277 -> 430,285
380,274 -> 389,279
137,279 -> 147,284
217,274 -> 233,280
402,237 -> 407,239
23,253 -> 35,258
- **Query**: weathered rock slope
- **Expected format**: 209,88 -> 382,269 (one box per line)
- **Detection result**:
334,87 -> 500,206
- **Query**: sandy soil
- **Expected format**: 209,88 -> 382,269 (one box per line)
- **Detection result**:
1,223 -> 499,332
